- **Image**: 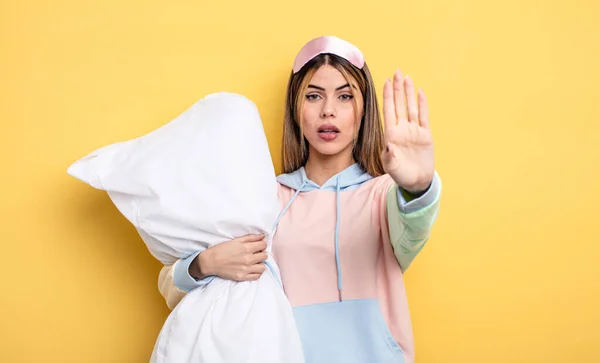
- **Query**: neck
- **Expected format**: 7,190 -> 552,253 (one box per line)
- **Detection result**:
304,147 -> 354,186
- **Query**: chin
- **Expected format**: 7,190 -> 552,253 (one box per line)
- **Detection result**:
313,146 -> 344,156
307,137 -> 352,157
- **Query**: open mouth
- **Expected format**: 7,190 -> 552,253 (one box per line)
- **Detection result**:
317,124 -> 340,134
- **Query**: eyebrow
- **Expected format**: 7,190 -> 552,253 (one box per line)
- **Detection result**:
307,83 -> 352,91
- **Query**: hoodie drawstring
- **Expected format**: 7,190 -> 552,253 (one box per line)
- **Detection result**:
272,179 -> 308,235
267,179 -> 308,288
335,175 -> 342,301
271,176 -> 344,302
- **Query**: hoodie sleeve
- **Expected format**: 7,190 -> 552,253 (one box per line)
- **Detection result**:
158,262 -> 187,310
158,252 -> 215,310
386,171 -> 442,272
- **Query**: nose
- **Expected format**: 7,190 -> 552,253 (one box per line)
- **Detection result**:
321,98 -> 336,118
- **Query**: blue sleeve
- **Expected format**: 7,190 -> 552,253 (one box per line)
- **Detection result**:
172,251 -> 216,292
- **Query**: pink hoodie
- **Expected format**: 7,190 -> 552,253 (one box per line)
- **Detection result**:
160,163 -> 442,363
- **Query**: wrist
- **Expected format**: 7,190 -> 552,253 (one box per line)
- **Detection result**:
402,180 -> 432,197
190,250 -> 214,280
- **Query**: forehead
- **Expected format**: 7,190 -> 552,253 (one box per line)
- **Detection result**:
308,64 -> 355,87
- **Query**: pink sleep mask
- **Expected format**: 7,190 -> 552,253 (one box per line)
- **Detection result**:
292,35 -> 365,74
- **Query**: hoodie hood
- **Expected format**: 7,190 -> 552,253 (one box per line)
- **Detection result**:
276,163 -> 373,192
273,163 -> 373,301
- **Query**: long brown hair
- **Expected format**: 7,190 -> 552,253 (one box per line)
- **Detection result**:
281,53 -> 385,176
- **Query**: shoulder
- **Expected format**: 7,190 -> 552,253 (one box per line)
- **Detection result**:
350,174 -> 397,205
277,180 -> 291,191
364,173 -> 396,193
276,181 -> 295,200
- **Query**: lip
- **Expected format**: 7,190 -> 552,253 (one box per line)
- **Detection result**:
317,123 -> 340,141
317,123 -> 340,133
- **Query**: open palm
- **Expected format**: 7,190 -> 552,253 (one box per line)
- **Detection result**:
381,70 -> 435,194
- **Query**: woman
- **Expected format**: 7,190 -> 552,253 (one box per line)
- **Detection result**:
158,35 -> 441,363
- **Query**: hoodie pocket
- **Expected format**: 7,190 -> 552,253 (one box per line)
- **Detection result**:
293,299 -> 405,363
372,301 -> 405,358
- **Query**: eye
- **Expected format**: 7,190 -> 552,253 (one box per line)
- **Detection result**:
306,94 -> 321,101
339,94 -> 354,101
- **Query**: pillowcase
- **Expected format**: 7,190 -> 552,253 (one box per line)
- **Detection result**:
67,92 -> 305,363
68,92 -> 280,264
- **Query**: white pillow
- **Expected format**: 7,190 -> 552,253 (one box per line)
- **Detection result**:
67,92 -> 305,363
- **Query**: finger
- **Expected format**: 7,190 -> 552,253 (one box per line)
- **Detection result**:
248,263 -> 267,275
238,234 -> 265,243
404,75 -> 418,123
245,240 -> 268,253
242,273 -> 262,281
394,69 -> 408,121
418,88 -> 430,129
250,251 -> 268,264
383,78 -> 396,132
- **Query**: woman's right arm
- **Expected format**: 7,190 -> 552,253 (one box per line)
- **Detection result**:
158,234 -> 269,310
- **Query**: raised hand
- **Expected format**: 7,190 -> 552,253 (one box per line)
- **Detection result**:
381,69 -> 435,194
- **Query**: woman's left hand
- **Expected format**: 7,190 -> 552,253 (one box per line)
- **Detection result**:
381,69 -> 435,194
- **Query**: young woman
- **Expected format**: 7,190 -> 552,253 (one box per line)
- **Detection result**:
157,35 -> 441,363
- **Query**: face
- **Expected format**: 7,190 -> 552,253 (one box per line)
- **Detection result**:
301,64 -> 364,159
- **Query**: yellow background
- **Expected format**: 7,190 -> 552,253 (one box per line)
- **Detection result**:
1,0 -> 599,362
